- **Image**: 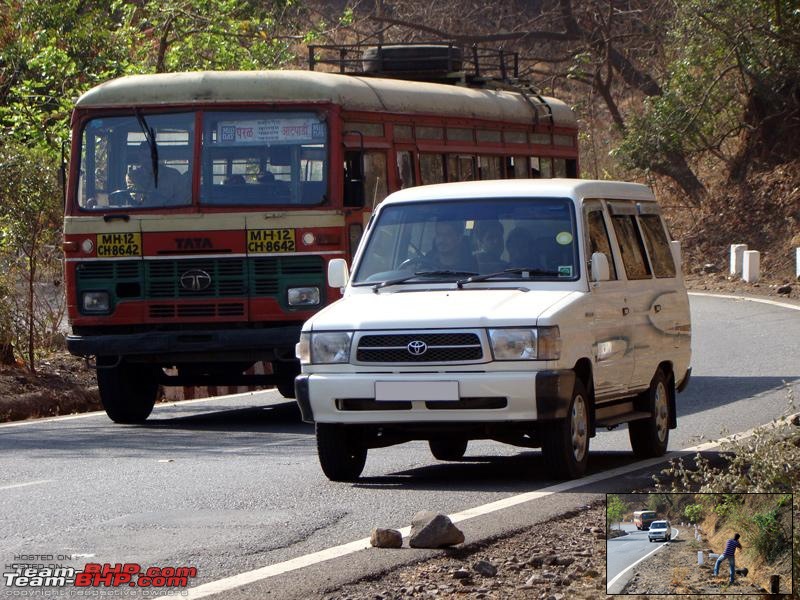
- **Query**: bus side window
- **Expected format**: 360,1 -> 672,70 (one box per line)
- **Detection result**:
479,155 -> 502,180
420,153 -> 445,184
364,151 -> 388,209
397,150 -> 415,189
447,154 -> 476,181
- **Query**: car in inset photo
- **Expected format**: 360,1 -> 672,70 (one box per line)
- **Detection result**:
648,520 -> 672,542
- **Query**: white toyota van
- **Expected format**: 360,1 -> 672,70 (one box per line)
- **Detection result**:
295,180 -> 691,481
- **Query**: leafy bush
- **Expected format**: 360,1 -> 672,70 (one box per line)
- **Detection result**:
683,503 -> 703,524
751,509 -> 789,563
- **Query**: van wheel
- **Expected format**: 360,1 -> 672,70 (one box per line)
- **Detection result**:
541,379 -> 590,479
316,424 -> 367,482
97,359 -> 160,424
429,438 -> 468,461
629,370 -> 671,458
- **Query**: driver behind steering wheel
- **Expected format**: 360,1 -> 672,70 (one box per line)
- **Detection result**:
125,142 -> 190,206
418,219 -> 478,272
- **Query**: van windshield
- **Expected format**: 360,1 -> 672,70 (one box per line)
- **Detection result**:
353,197 -> 578,285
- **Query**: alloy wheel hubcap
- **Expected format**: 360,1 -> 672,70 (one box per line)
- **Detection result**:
571,395 -> 588,462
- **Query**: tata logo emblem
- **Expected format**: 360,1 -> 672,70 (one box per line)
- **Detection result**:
407,340 -> 427,356
180,269 -> 212,291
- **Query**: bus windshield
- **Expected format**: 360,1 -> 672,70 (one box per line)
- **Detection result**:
353,197 -> 578,285
77,110 -> 328,210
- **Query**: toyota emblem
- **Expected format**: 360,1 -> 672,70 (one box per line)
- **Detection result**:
407,340 -> 427,356
180,269 -> 212,291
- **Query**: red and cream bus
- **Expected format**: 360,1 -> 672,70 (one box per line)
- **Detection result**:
64,50 -> 579,423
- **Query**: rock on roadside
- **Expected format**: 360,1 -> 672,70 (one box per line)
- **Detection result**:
370,528 -> 403,549
409,511 -> 464,548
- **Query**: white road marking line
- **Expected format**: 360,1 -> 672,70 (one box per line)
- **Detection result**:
606,527 -> 680,593
0,480 -> 51,491
688,291 -> 800,311
0,390 -> 282,429
158,416 -> 800,600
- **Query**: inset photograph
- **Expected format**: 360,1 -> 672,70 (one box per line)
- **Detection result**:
606,492 -> 793,595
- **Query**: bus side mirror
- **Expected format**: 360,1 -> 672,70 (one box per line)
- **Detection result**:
591,252 -> 610,282
328,258 -> 349,289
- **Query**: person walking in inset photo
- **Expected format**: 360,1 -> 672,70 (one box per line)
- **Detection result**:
713,533 -> 742,584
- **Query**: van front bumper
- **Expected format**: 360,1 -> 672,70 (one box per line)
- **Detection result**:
294,369 -> 575,424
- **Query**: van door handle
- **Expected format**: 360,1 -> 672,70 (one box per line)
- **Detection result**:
622,307 -> 630,316
654,304 -> 662,313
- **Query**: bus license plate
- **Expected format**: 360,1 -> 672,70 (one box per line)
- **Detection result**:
247,229 -> 296,253
96,232 -> 142,257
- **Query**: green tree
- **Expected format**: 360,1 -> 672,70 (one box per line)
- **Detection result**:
607,494 -> 628,530
0,143 -> 63,372
615,0 -> 800,185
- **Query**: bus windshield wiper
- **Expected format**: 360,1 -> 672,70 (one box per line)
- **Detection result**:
373,270 -> 478,293
135,110 -> 159,188
456,267 -> 562,287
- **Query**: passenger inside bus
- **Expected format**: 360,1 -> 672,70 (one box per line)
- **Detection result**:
125,142 -> 191,206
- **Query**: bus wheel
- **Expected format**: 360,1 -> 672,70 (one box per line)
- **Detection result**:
316,424 -> 367,482
429,438 -> 468,461
541,378 -> 590,479
273,360 -> 299,399
629,370 -> 671,458
97,359 -> 160,424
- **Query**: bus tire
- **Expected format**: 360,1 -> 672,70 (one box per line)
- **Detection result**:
540,378 -> 590,479
97,360 -> 160,424
429,438 -> 468,461
316,424 -> 367,482
273,360 -> 299,399
629,370 -> 671,458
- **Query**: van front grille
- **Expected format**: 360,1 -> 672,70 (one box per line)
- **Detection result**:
356,332 -> 483,363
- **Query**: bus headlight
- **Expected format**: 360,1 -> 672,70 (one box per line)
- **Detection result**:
82,291 -> 110,314
287,286 -> 321,307
298,331 -> 353,364
488,326 -> 561,360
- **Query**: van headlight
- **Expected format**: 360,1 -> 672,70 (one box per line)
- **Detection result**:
296,331 -> 352,364
488,326 -> 561,360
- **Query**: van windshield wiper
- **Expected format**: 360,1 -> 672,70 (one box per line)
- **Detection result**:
372,270 -> 478,293
135,110 -> 159,187
456,267 -> 562,288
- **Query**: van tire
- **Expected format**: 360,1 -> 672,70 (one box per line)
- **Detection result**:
97,360 -> 160,424
429,438 -> 468,461
629,370 -> 671,458
316,424 -> 367,481
541,378 -> 590,479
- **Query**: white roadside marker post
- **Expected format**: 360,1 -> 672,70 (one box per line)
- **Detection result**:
743,250 -> 761,283
730,244 -> 748,276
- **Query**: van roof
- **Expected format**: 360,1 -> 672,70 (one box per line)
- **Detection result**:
382,179 -> 656,205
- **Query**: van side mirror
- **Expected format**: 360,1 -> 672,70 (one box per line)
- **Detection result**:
590,252 -> 611,282
328,258 -> 349,289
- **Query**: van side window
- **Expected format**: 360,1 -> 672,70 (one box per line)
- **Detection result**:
586,210 -> 617,280
639,214 -> 676,278
611,214 -> 652,280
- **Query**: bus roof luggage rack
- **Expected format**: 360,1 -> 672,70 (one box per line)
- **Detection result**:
308,42 -> 540,93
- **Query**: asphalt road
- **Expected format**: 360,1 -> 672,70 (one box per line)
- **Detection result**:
607,522 -> 678,586
1,294 -> 798,598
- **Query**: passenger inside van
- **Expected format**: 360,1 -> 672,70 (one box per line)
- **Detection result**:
422,220 -> 478,272
473,220 -> 507,273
